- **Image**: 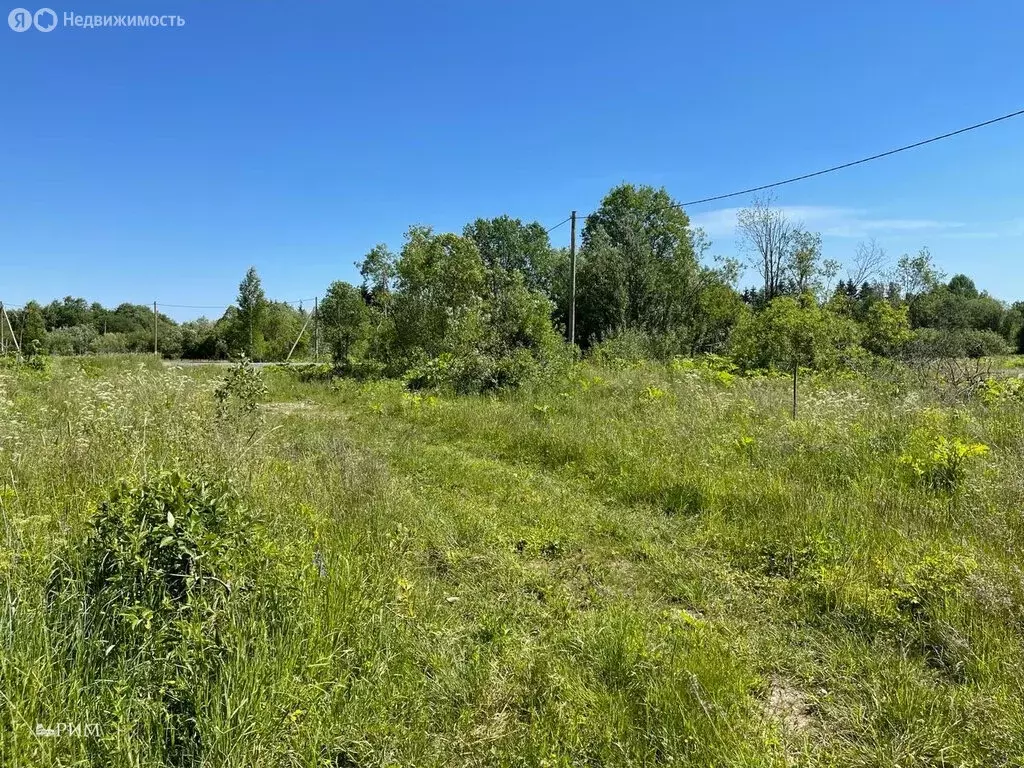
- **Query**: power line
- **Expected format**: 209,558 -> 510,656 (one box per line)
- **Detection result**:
546,215 -> 573,234
157,303 -> 231,310
675,107 -> 1024,208
10,108 -> 1024,311
546,106 -> 1024,232
0,299 -> 320,312
156,297 -> 316,310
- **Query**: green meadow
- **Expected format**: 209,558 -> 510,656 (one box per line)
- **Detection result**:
2,355 -> 1024,766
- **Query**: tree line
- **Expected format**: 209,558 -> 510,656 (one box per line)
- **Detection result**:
6,184 -> 1023,388
4,270 -> 315,361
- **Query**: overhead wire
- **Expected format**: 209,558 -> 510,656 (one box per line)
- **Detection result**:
544,106 -> 1024,232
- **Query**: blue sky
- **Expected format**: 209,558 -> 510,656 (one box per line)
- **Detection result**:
3,1 -> 1023,320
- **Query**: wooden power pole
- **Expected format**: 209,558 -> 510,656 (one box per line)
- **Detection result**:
314,296 -> 320,362
153,301 -> 158,355
3,305 -> 18,354
569,211 -> 577,347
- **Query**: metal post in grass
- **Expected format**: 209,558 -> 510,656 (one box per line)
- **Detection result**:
792,360 -> 798,419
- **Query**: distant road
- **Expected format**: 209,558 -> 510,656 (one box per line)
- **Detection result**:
164,360 -> 316,369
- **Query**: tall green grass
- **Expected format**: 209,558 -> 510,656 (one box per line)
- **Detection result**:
2,355 -> 1023,765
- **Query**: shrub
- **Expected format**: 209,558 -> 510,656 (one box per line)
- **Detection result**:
24,347 -> 49,372
268,362 -> 334,382
589,328 -> 656,368
885,550 -> 976,624
799,547 -> 976,654
907,328 -> 1011,360
861,301 -> 912,356
730,295 -> 860,371
214,356 -> 267,417
50,472 -> 280,766
961,329 -> 1012,358
89,332 -> 129,355
899,436 -> 989,492
670,354 -> 738,386
404,347 -> 545,393
79,472 -> 252,627
979,376 -> 1024,405
43,324 -> 98,355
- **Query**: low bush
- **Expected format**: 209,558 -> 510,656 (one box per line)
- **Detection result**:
899,436 -> 989,493
214,357 -> 267,417
49,471 -> 288,765
907,328 -> 1011,360
404,347 -> 549,394
588,328 -> 656,368
268,361 -> 334,382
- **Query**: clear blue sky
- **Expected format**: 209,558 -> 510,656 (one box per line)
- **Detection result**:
3,1 -> 1023,320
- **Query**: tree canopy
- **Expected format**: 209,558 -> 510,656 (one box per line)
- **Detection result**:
8,185 -> 1022,380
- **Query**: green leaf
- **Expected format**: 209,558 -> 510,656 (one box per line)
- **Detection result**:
167,510 -> 176,529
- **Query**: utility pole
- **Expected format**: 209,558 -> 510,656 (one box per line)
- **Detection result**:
153,301 -> 158,355
569,210 -> 577,347
285,310 -> 315,363
3,305 -> 18,354
314,296 -> 320,362
0,303 -> 6,355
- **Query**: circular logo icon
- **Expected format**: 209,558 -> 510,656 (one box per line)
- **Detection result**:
33,7 -> 56,31
8,7 -> 33,31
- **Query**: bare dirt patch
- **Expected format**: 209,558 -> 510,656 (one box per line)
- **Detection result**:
263,401 -> 324,416
764,677 -> 814,735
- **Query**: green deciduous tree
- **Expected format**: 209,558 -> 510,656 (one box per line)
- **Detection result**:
895,247 -> 944,299
862,301 -> 912,356
389,227 -> 487,365
731,294 -> 859,371
320,281 -> 372,368
350,226 -> 565,390
179,318 -> 223,359
261,301 -> 308,360
44,297 -> 91,330
572,226 -> 627,346
569,183 -> 739,354
358,244 -> 397,315
235,266 -> 267,359
581,184 -> 702,334
19,301 -> 47,347
463,215 -> 556,295
44,324 -> 98,355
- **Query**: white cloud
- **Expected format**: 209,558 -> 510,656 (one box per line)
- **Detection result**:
690,205 -> 965,242
940,218 -> 1024,240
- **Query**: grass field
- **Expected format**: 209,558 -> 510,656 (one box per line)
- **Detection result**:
2,355 -> 1024,767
